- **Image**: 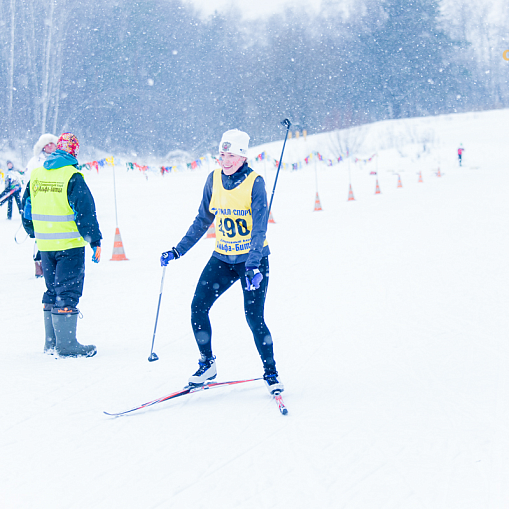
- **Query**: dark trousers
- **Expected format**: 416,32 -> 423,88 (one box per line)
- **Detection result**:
40,247 -> 85,309
191,255 -> 276,371
0,186 -> 22,219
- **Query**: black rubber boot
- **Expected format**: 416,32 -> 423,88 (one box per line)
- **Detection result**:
43,307 -> 56,354
52,308 -> 97,358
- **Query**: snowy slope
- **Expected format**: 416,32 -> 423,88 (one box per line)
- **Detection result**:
1,108 -> 509,509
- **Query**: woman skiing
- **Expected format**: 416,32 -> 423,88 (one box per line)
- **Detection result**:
160,129 -> 283,394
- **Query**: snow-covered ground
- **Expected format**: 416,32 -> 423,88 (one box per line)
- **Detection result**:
1,108 -> 508,508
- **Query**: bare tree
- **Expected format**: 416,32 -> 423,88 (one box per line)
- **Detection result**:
7,0 -> 16,145
22,0 -> 41,130
17,0 -> 67,135
328,125 -> 370,160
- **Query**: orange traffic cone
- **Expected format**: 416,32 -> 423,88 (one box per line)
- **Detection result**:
418,171 -> 423,183
206,223 -> 216,238
268,211 -> 276,224
397,175 -> 403,188
437,167 -> 442,177
314,192 -> 323,211
375,179 -> 381,194
110,227 -> 128,261
347,184 -> 355,201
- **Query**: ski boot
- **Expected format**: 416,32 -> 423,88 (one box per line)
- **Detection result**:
263,368 -> 284,394
188,355 -> 217,385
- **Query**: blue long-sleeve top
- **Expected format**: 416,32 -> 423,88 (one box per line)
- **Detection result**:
21,150 -> 102,247
176,162 -> 270,268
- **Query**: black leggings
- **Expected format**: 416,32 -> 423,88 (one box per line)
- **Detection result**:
191,255 -> 276,371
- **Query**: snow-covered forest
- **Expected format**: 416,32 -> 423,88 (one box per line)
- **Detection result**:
0,0 -> 508,157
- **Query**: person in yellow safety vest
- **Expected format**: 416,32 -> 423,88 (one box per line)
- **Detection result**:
24,133 -> 59,278
21,133 -> 102,358
160,129 -> 284,395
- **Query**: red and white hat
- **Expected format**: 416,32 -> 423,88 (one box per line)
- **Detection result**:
57,133 -> 80,157
219,129 -> 250,157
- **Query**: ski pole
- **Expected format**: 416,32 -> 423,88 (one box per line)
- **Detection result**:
148,266 -> 166,362
268,118 -> 291,214
14,222 -> 28,244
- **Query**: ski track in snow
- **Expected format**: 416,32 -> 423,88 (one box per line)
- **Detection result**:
1,109 -> 509,508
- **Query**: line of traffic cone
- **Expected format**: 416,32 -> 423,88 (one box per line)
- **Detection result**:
347,184 -> 355,201
110,227 -> 128,261
206,222 -> 216,238
314,192 -> 323,211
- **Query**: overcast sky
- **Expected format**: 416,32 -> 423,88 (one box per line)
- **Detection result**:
184,0 -> 325,19
184,0 -> 507,23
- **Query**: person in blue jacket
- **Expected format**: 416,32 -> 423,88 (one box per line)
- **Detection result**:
161,129 -> 283,394
22,133 -> 102,357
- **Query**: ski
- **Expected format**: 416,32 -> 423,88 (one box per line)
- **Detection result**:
273,391 -> 288,415
103,377 -> 263,417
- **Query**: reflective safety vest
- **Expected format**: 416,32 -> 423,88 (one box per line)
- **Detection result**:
30,165 -> 87,251
209,168 -> 268,256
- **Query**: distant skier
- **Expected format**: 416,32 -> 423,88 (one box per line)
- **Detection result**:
0,160 -> 23,220
21,133 -> 102,357
458,144 -> 465,167
24,133 -> 59,277
160,128 -> 284,394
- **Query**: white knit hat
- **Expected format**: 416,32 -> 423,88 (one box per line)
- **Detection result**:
218,129 -> 250,157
